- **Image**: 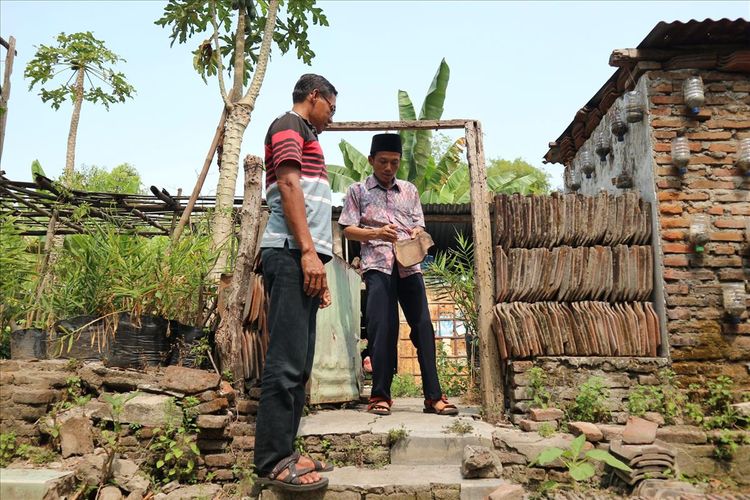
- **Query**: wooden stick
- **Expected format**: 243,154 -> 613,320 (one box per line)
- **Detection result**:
0,36 -> 17,164
172,108 -> 227,242
326,119 -> 470,131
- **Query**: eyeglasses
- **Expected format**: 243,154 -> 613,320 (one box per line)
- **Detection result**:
319,92 -> 336,117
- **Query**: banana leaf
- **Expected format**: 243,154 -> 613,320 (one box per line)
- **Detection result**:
412,59 -> 449,182
339,139 -> 370,180
327,164 -> 357,194
398,90 -> 417,181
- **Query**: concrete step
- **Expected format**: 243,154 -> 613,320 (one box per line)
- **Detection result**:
260,464 -> 509,500
0,468 -> 76,500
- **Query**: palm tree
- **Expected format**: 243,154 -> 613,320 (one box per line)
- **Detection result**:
25,32 -> 135,182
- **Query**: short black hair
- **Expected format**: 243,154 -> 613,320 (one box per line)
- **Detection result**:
292,74 -> 337,103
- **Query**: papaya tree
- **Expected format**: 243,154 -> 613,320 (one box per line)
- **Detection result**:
329,59 -> 541,203
24,32 -> 135,182
156,0 -> 329,278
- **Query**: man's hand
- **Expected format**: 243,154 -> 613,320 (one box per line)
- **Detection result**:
378,224 -> 398,242
301,249 -> 327,297
410,226 -> 424,239
319,288 -> 332,309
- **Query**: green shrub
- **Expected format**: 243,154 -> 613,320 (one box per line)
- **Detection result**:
627,371 -> 685,425
567,377 -> 610,423
0,432 -> 29,467
532,434 -> 631,483
391,373 -> 421,397
685,376 -> 749,431
436,345 -> 469,397
527,366 -> 551,409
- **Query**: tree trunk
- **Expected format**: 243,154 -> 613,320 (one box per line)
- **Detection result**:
215,155 -> 264,380
0,35 -> 17,165
209,0 -> 280,280
209,103 -> 252,278
65,67 -> 85,179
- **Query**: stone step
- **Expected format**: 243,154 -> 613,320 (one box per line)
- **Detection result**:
0,468 -> 76,500
259,464 -> 509,500
391,433 -> 494,465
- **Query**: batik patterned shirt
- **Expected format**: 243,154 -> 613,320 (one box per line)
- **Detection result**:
260,111 -> 333,260
338,175 -> 425,277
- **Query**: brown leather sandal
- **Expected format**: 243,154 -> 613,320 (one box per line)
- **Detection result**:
367,398 -> 392,416
257,452 -> 329,492
423,396 -> 459,416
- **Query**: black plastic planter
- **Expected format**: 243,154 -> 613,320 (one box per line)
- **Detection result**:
10,329 -> 48,359
106,313 -> 172,369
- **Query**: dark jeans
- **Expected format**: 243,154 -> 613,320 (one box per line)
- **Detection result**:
365,268 -> 442,402
253,246 -> 320,476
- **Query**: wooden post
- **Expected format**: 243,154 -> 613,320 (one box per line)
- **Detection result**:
0,36 -> 17,164
464,120 -> 504,421
215,154 -> 264,382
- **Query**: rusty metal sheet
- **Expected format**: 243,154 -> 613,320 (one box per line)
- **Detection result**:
309,256 -> 362,404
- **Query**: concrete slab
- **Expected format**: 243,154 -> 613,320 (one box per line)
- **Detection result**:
0,468 -> 75,500
259,465 -> 508,500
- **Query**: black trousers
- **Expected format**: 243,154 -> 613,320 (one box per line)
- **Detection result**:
253,246 -> 320,476
364,268 -> 442,402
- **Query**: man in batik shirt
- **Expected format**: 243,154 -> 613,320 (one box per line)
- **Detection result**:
338,134 -> 459,417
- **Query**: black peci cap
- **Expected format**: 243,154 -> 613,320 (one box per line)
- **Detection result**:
370,133 -> 402,156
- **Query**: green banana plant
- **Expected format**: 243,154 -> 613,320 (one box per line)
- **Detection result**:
327,58 -> 541,202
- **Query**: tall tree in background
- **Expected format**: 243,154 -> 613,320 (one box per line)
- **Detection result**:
156,0 -> 328,278
24,32 -> 135,182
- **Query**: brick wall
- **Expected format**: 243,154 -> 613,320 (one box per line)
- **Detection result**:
647,69 -> 750,388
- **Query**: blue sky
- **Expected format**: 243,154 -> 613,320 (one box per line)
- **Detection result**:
1,1 -> 747,196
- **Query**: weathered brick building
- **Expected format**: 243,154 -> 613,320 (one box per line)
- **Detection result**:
545,18 -> 749,390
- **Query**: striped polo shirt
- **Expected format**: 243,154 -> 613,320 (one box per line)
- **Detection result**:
260,111 -> 333,260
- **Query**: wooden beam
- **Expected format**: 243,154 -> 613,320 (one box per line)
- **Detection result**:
326,119 -> 470,131
608,46 -> 745,67
464,120 -> 504,422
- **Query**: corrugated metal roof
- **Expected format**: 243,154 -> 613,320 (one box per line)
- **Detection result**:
544,18 -> 750,165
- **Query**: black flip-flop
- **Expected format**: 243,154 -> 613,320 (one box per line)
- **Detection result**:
257,453 -> 329,492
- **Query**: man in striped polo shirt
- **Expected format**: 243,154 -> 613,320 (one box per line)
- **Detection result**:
254,74 -> 336,492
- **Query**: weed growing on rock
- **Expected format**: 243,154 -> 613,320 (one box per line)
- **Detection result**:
0,432 -> 28,466
626,370 -> 684,424
567,377 -> 610,423
387,426 -> 409,445
532,434 -> 631,484
147,398 -> 201,485
538,422 -> 556,438
443,419 -> 473,435
527,367 -> 551,409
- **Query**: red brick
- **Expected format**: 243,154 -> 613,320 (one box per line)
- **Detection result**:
687,131 -> 732,140
654,130 -> 677,139
664,268 -> 691,281
663,255 -> 690,266
660,203 -> 684,215
708,143 -> 737,153
651,83 -> 675,93
691,155 -> 733,166
658,191 -> 679,201
656,167 -> 678,176
663,242 -> 692,253
661,218 -> 691,228
701,256 -> 743,267
707,84 -> 728,92
654,142 -> 672,153
679,192 -> 711,201
720,269 -> 746,281
705,119 -> 750,129
711,244 -> 737,255
734,81 -> 750,92
712,167 -> 743,177
710,232 -> 744,242
730,205 -> 750,216
687,179 -> 735,189
716,193 -> 750,203
657,179 -> 683,188
707,206 -> 726,215
653,118 -> 697,128
650,107 -> 672,116
694,307 -> 724,320
714,219 -> 747,229
665,284 -> 689,295
651,95 -> 683,105
667,308 -> 691,320
661,229 -> 687,241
